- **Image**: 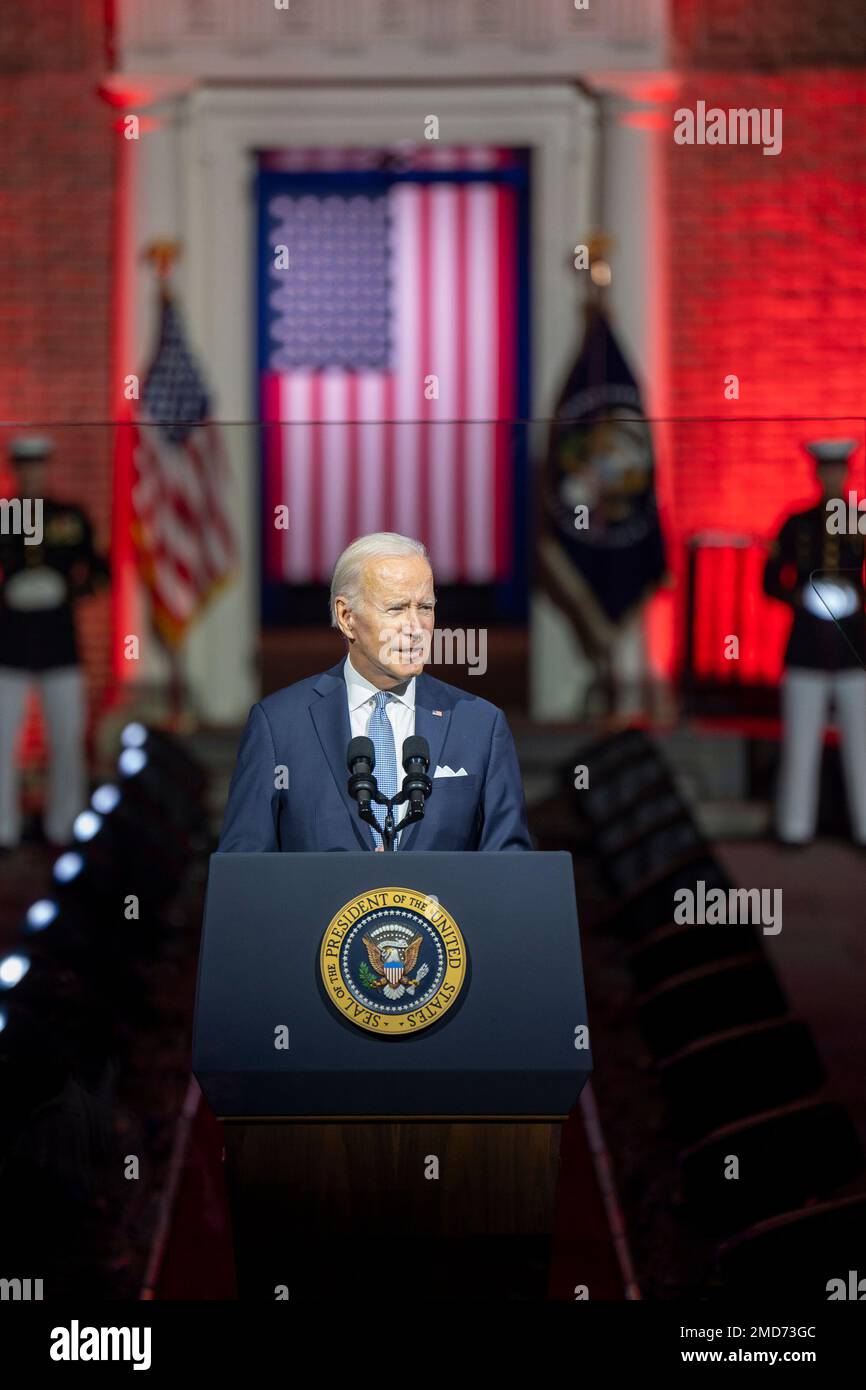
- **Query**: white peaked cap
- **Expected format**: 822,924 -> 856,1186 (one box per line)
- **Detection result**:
804,439 -> 858,464
9,435 -> 54,461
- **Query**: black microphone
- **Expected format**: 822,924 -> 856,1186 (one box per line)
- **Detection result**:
402,735 -> 432,817
347,736 -> 377,817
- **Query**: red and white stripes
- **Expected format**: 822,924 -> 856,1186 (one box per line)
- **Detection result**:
262,147 -> 519,585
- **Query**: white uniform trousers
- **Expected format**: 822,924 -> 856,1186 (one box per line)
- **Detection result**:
776,666 -> 866,844
0,665 -> 87,848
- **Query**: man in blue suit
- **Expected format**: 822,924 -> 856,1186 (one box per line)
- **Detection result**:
218,532 -> 532,853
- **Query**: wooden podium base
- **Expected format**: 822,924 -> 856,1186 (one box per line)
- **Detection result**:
224,1119 -> 562,1301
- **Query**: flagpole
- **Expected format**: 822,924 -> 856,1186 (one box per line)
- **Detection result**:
585,230 -> 647,727
163,641 -> 187,732
142,240 -> 192,733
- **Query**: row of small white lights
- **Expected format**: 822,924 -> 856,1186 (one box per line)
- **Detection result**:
0,724 -> 150,1034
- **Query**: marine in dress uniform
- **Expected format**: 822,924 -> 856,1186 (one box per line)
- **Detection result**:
0,437 -> 109,849
763,439 -> 866,845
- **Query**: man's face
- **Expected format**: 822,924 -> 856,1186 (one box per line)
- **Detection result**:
337,553 -> 435,686
14,460 -> 47,498
818,462 -> 847,499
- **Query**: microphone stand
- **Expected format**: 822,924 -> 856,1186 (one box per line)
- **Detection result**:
348,737 -> 432,851
366,785 -> 429,851
349,780 -> 431,851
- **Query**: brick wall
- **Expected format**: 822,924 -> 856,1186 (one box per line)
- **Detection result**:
664,3 -> 866,679
673,0 -> 866,69
2,0 -> 864,701
0,0 -> 114,710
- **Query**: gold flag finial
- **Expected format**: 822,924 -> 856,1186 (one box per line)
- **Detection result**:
586,232 -> 613,288
586,231 -> 614,263
142,239 -> 182,284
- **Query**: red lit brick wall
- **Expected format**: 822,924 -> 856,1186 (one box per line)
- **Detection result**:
0,0 -> 114,707
665,2 -> 866,679
2,0 -> 864,701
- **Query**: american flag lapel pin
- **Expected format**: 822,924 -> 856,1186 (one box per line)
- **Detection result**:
432,710 -> 443,717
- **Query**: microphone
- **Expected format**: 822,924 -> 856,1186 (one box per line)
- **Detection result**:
402,735 -> 432,818
347,736 -> 377,817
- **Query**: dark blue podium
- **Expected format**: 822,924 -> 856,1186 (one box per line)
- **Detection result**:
192,851 -> 591,1300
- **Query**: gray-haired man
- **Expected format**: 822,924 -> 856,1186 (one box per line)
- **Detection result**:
219,532 -> 532,853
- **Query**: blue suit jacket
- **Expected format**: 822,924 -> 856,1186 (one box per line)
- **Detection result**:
218,660 -> 532,852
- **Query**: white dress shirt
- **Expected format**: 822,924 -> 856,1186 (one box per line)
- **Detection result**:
343,654 -> 416,829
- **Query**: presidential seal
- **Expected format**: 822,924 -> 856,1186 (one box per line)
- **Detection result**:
319,887 -> 467,1035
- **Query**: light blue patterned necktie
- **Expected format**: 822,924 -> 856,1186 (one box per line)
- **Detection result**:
367,689 -> 400,849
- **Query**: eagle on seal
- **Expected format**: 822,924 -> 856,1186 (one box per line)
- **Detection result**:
362,932 -> 423,990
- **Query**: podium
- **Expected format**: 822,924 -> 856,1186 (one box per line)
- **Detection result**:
192,851 -> 591,1300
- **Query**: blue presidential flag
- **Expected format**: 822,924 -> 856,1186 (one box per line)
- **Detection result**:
541,305 -> 666,640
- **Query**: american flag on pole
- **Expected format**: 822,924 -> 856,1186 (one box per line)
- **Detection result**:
131,291 -> 237,647
259,147 -> 524,586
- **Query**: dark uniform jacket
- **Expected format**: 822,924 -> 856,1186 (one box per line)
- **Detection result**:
763,501 -> 866,671
0,498 -> 109,671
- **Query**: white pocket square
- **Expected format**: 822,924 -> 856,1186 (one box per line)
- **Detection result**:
433,765 -> 468,778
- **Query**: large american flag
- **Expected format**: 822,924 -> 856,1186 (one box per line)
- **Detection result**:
260,147 -> 523,585
131,292 -> 236,647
